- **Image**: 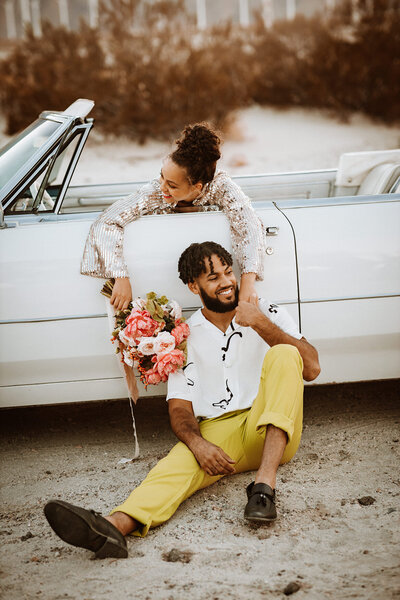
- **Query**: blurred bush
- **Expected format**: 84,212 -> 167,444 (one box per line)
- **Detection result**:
0,0 -> 398,140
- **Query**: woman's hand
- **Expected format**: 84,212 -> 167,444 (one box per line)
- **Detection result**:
238,272 -> 258,304
110,277 -> 132,311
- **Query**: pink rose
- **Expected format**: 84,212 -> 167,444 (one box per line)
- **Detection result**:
124,310 -> 161,342
171,322 -> 190,345
144,367 -> 163,385
154,349 -> 185,379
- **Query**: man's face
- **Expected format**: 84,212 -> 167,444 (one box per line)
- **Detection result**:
190,254 -> 239,313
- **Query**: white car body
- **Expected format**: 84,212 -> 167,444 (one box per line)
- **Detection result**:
1,101 -> 399,407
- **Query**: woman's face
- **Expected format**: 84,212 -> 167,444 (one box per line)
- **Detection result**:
160,157 -> 203,204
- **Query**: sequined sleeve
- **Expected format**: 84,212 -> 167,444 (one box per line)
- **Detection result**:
80,180 -> 164,278
204,172 -> 266,280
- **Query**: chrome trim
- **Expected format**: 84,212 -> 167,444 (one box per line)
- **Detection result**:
0,301 -> 299,326
266,226 -> 279,236
54,122 -> 93,214
300,294 -> 400,304
1,375 -> 124,388
0,313 -> 108,325
43,116 -> 66,124
4,296 -> 398,326
276,193 -> 400,210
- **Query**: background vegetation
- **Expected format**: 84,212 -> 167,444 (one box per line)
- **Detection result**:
0,0 -> 398,141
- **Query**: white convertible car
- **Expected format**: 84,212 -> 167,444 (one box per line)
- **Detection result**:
1,100 -> 399,408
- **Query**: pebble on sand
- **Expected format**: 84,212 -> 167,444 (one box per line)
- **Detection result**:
162,548 -> 193,563
357,496 -> 376,506
283,581 -> 301,595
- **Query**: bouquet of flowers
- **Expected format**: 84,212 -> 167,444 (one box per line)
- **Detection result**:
101,280 -> 190,387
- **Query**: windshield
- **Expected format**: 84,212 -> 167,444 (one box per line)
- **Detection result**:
0,118 -> 62,191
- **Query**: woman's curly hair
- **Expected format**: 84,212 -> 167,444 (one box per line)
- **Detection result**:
178,242 -> 232,284
171,123 -> 221,185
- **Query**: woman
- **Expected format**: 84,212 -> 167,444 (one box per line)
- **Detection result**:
81,123 -> 266,307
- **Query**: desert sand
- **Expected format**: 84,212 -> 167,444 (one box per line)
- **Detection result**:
0,381 -> 399,599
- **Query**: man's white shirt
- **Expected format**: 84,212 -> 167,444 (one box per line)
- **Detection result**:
166,299 -> 302,419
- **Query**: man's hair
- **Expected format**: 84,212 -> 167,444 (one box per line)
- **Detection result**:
178,242 -> 233,284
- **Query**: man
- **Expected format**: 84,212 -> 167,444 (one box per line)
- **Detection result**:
44,241 -> 320,559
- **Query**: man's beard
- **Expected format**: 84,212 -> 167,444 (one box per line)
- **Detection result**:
199,285 -> 239,313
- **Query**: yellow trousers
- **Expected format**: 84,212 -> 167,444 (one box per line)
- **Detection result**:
111,344 -> 304,536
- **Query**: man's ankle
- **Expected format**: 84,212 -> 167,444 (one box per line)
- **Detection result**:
105,512 -> 137,536
254,474 -> 276,490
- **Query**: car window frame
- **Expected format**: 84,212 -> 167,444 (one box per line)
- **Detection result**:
3,120 -> 93,216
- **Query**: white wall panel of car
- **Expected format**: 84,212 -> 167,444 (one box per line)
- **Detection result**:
0,377 -> 129,408
0,218 -> 107,321
282,200 -> 400,301
0,318 -> 119,386
301,297 -> 400,383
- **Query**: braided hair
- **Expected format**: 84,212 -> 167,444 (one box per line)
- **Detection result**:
178,242 -> 233,284
171,123 -> 221,185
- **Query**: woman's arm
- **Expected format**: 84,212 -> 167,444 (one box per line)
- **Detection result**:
81,180 -> 164,308
207,174 -> 266,301
239,272 -> 257,303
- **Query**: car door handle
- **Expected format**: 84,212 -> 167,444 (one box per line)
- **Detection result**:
266,226 -> 279,236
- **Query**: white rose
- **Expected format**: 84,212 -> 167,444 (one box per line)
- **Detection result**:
123,349 -> 134,367
137,337 -> 156,356
168,300 -> 182,321
153,331 -> 176,355
131,298 -> 146,311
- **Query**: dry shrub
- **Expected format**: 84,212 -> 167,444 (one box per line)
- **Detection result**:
249,0 -> 400,122
0,22 -> 109,135
0,0 -> 251,140
0,0 -> 398,140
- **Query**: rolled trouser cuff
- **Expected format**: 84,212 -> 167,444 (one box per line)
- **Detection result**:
109,505 -> 152,538
256,411 -> 294,443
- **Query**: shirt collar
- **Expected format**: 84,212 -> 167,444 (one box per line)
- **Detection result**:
189,308 -> 240,332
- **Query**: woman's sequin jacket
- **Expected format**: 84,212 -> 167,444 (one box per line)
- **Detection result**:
80,171 -> 266,280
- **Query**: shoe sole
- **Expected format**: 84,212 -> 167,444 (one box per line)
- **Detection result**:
244,514 -> 277,523
44,500 -> 128,559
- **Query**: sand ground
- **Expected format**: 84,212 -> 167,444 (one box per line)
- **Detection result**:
0,380 -> 399,600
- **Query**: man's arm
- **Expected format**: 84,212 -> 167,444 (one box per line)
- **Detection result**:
168,398 -> 235,476
235,300 -> 321,382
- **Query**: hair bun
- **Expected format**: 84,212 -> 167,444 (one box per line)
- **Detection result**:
171,123 -> 221,184
177,124 -> 221,164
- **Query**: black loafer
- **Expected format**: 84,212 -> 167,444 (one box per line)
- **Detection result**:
44,500 -> 128,558
244,482 -> 277,522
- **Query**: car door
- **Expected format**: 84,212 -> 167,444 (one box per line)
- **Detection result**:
276,194 -> 400,383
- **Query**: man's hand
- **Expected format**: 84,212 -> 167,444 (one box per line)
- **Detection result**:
169,399 -> 236,477
110,277 -> 132,311
191,438 -> 236,476
235,296 -> 263,328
